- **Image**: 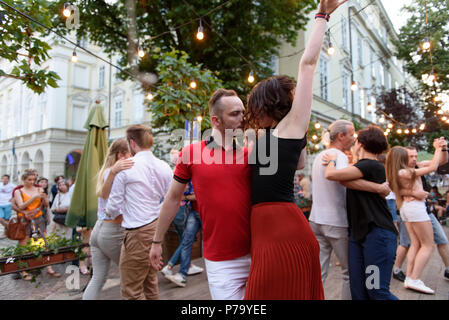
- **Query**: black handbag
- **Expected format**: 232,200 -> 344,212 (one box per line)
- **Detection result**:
53,212 -> 66,225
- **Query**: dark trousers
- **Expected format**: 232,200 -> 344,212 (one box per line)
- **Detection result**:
349,226 -> 399,300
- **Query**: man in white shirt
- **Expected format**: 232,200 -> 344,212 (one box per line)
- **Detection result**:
106,124 -> 172,300
0,174 -> 16,228
309,120 -> 390,300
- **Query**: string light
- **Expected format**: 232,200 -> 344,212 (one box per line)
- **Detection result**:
397,129 -> 402,134
350,81 -> 358,91
386,128 -> 391,133
196,19 -> 204,40
327,43 -> 335,56
63,3 -> 71,17
137,46 -> 145,58
438,109 -> 444,115
428,69 -> 436,83
384,132 -> 388,136
146,92 -> 154,100
378,117 -> 385,123
387,123 -> 393,129
314,144 -> 320,150
312,135 -> 318,140
412,128 -> 417,133
443,116 -> 448,121
71,48 -> 78,62
315,122 -> 321,129
422,37 -> 431,51
189,79 -> 197,89
404,129 -> 410,134
420,123 -> 425,130
197,115 -> 203,122
247,71 -> 255,84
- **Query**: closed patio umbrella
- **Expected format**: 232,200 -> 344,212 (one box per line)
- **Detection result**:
66,104 -> 108,229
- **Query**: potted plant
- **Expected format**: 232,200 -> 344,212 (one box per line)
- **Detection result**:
0,233 -> 88,275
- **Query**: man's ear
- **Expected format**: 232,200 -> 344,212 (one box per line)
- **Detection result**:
211,115 -> 220,128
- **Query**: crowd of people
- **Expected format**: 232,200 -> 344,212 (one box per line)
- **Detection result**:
0,170 -> 83,280
1,0 -> 448,300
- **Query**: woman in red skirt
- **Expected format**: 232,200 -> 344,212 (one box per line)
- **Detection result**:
244,0 -> 347,300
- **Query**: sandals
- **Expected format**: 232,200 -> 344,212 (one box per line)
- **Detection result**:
46,267 -> 61,278
21,272 -> 33,281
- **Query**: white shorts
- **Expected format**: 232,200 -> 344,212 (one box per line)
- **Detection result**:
400,200 -> 430,222
204,254 -> 251,300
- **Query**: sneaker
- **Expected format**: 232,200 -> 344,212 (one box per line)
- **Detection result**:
161,265 -> 173,278
187,264 -> 204,276
165,273 -> 187,287
444,269 -> 449,280
406,279 -> 435,294
393,270 -> 406,282
404,277 -> 411,288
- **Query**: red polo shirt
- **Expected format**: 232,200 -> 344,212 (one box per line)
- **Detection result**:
174,138 -> 251,261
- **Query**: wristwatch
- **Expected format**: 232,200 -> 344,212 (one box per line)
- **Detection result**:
327,159 -> 337,166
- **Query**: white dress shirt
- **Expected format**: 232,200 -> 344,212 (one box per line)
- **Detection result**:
106,150 -> 172,229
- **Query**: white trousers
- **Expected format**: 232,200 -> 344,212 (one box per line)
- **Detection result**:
204,254 -> 251,300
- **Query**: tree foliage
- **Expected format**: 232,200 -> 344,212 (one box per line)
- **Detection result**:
48,0 -> 317,95
0,0 -> 60,94
375,86 -> 426,148
149,48 -> 222,133
394,0 -> 449,92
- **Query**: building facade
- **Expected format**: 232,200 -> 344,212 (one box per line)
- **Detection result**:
277,0 -> 414,127
0,36 -> 151,183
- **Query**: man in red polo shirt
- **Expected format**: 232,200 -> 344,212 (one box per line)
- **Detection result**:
150,89 -> 251,300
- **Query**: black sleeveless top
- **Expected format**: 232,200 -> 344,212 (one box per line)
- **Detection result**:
250,128 -> 307,205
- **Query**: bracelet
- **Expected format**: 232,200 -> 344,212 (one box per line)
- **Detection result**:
443,149 -> 448,152
327,159 -> 337,166
315,12 -> 330,22
152,240 -> 162,244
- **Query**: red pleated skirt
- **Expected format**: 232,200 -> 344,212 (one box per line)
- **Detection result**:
244,202 -> 324,300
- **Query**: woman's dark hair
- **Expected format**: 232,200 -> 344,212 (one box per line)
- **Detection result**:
246,75 -> 295,129
357,126 -> 389,155
37,177 -> 49,194
54,175 -> 65,184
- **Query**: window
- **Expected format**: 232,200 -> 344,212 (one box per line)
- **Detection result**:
73,65 -> 89,89
386,71 -> 392,90
114,98 -> 123,128
72,104 -> 87,131
370,49 -> 375,78
133,92 -> 145,124
379,64 -> 385,87
319,56 -> 329,101
342,71 -> 351,110
39,94 -> 47,131
99,66 -> 105,89
357,35 -> 363,66
341,16 -> 348,50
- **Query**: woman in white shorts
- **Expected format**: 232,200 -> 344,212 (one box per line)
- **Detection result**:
386,138 -> 445,294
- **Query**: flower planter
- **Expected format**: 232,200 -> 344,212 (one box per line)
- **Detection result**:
0,244 -> 89,276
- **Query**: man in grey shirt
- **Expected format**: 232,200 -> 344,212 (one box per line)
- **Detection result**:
309,120 -> 390,300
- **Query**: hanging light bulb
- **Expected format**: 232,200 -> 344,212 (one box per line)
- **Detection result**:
196,20 -> 204,40
354,133 -> 358,138
438,109 -> 444,115
422,37 -> 431,51
419,123 -> 425,130
412,128 -> 417,133
197,116 -> 203,122
378,117 -> 385,123
71,48 -> 78,62
146,92 -> 154,100
404,129 -> 410,134
443,116 -> 448,121
63,3 -> 71,17
190,79 -> 197,89
397,129 -> 403,134
137,46 -> 145,58
314,144 -> 320,150
350,81 -> 358,91
386,128 -> 391,133
327,43 -> 335,56
384,131 -> 388,136
315,122 -> 321,129
312,135 -> 318,141
248,71 -> 255,84
387,123 -> 393,129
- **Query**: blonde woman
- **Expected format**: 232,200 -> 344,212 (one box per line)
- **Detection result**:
82,138 -> 133,300
385,138 -> 445,294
